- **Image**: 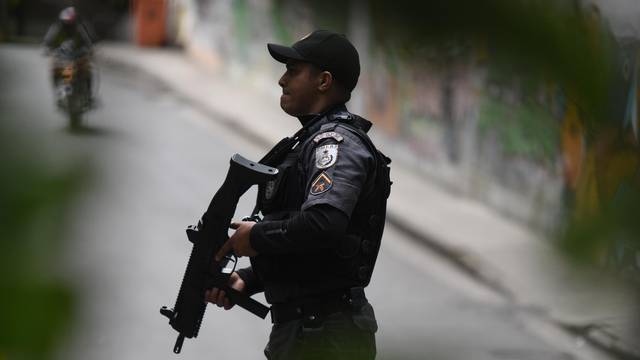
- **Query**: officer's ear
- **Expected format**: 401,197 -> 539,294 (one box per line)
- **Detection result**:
317,71 -> 334,93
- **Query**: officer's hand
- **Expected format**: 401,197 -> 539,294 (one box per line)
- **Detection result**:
204,272 -> 245,310
215,221 -> 258,261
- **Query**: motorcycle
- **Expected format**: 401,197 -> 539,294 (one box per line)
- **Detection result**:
50,40 -> 94,129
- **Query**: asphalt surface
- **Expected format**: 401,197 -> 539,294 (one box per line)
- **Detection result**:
0,44 -> 610,360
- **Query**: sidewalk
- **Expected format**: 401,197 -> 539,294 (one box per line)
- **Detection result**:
97,43 -> 639,359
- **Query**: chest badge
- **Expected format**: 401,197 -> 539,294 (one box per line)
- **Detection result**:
310,172 -> 333,195
315,144 -> 338,169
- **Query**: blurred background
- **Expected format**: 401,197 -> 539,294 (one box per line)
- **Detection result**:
1,0 -> 639,359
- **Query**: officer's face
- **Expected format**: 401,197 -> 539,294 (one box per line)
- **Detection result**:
278,61 -> 319,116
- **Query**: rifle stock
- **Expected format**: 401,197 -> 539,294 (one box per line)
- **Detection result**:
160,154 -> 277,354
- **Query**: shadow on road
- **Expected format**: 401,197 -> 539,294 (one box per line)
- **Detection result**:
64,125 -> 120,138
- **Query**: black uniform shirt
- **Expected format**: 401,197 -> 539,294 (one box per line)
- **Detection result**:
299,118 -> 375,215
237,105 -> 377,302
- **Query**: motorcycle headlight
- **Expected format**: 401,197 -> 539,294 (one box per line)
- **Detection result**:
62,65 -> 75,82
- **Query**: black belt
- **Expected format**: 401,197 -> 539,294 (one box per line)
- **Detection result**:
270,287 -> 366,326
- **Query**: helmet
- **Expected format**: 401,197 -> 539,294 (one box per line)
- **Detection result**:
59,7 -> 77,24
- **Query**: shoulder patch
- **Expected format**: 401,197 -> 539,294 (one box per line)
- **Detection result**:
331,113 -> 352,121
313,131 -> 344,143
315,144 -> 339,169
310,172 -> 333,195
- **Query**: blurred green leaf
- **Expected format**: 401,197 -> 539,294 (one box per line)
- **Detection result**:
367,0 -> 618,132
0,123 -> 86,358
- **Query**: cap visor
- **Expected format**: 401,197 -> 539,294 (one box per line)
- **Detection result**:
267,43 -> 305,63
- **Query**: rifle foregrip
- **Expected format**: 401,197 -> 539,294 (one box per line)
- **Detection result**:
161,154 -> 276,353
225,287 -> 270,319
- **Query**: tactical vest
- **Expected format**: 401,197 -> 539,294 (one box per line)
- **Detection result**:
253,112 -> 392,289
332,119 -> 392,286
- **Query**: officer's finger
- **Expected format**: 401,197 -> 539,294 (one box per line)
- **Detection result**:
223,298 -> 232,310
206,288 -> 219,304
216,290 -> 227,307
215,239 -> 233,262
229,222 -> 240,229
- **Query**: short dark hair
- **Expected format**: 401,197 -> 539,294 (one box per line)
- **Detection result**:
308,64 -> 352,103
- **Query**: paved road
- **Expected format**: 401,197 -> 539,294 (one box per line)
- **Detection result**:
0,44 -> 607,360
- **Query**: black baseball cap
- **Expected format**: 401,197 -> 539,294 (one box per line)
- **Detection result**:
268,30 -> 360,92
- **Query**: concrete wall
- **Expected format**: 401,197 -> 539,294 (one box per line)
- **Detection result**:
170,0 -> 571,233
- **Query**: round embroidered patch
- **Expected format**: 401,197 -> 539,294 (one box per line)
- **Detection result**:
315,144 -> 338,169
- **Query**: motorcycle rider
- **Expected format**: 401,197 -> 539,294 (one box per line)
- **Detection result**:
43,7 -> 95,105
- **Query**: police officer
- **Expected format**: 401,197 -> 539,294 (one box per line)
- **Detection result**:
207,30 -> 391,360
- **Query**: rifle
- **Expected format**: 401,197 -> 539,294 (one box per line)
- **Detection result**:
160,154 -> 277,354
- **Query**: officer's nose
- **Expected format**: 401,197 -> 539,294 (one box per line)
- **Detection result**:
278,74 -> 286,88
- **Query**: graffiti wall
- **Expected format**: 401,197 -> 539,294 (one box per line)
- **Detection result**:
172,0 -> 640,246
